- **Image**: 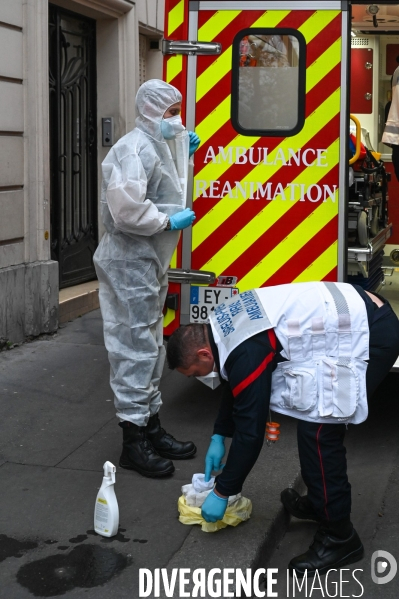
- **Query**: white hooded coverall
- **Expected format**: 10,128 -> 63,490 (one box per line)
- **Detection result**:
94,80 -> 188,425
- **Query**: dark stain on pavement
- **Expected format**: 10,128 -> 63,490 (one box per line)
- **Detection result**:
44,540 -> 58,545
68,534 -> 87,543
57,546 -> 69,551
133,539 -> 148,544
100,531 -> 130,544
16,544 -> 130,596
0,534 -> 38,563
86,528 -> 130,543
86,529 -> 96,536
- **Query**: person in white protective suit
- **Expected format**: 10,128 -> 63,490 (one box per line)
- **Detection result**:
94,80 -> 200,478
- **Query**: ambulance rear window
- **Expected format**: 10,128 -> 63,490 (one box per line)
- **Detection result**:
232,29 -> 306,137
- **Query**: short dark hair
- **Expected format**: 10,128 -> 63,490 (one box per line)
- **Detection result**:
166,324 -> 207,369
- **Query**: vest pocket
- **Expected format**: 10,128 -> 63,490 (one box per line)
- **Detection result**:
273,363 -> 318,412
319,359 -> 358,419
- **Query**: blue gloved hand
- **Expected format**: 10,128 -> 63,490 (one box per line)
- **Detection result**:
204,434 -> 225,482
201,490 -> 228,523
170,208 -> 196,231
188,131 -> 200,157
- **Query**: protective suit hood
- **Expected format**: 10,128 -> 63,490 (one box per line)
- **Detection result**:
135,79 -> 182,141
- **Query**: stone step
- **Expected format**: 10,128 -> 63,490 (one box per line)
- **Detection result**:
59,280 -> 99,324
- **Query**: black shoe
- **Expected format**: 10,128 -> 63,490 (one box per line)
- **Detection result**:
281,488 -> 320,521
146,413 -> 196,460
119,423 -> 175,478
289,527 -> 364,576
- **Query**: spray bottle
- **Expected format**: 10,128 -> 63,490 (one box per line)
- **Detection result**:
94,461 -> 119,537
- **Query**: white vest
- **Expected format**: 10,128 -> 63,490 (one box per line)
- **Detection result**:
209,282 -> 370,424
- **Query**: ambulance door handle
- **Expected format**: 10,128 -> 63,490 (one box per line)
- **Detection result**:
364,93 -> 372,101
365,62 -> 372,70
167,268 -> 216,284
162,39 -> 222,56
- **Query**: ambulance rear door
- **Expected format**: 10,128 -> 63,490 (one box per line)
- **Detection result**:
173,1 -> 349,325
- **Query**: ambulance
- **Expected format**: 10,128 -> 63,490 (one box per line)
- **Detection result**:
161,1 -> 399,335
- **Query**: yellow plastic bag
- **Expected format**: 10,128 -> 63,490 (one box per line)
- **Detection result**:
178,494 -> 252,533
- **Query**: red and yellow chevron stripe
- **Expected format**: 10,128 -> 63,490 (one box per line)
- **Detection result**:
164,0 -> 187,92
192,8 -> 343,290
163,0 -> 189,332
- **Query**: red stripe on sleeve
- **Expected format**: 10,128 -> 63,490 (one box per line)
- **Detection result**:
267,328 -> 277,351
232,329 -> 277,398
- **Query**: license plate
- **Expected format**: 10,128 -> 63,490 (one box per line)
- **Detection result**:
190,286 -> 239,323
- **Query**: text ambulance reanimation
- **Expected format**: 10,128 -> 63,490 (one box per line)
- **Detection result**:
197,146 -> 337,202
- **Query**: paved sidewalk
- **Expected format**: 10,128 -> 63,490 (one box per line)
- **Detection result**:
0,310 -> 301,598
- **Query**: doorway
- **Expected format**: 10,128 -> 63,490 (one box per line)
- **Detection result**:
49,4 -> 98,289
350,4 -> 399,318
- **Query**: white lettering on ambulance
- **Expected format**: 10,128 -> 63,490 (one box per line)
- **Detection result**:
235,181 -> 248,199
317,149 -> 328,166
204,146 -> 216,163
195,180 -> 208,197
287,183 -> 299,200
262,148 -> 275,165
203,146 -> 329,167
274,148 -> 287,166
307,183 -> 322,202
273,182 -> 286,200
323,184 -> 337,202
210,180 -> 220,197
287,149 -> 301,166
248,147 -> 263,165
252,182 -> 272,200
302,148 -> 316,166
235,147 -> 248,164
195,180 -> 337,203
221,180 -> 234,198
219,146 -> 233,163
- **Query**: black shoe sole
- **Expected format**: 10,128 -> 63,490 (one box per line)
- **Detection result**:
290,545 -> 365,577
155,447 -> 197,460
119,459 -> 175,478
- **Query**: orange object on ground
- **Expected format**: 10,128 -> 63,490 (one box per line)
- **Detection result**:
266,421 -> 281,442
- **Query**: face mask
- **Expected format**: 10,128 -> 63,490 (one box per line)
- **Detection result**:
161,115 -> 185,140
196,368 -> 221,390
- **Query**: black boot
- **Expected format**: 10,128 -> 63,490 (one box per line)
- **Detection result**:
119,423 -> 175,478
281,488 -> 320,521
146,413 -> 196,460
289,521 -> 364,576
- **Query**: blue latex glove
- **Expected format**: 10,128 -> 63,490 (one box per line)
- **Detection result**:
188,131 -> 200,157
170,208 -> 196,231
201,490 -> 228,523
204,434 -> 225,482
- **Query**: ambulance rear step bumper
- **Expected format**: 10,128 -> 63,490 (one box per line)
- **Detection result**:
348,223 -> 392,263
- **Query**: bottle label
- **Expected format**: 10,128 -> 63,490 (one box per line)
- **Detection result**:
95,500 -> 109,525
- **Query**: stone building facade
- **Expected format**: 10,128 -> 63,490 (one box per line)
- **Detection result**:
0,0 -> 164,344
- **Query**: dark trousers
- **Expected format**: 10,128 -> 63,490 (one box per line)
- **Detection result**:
392,144 -> 399,182
297,302 -> 399,522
